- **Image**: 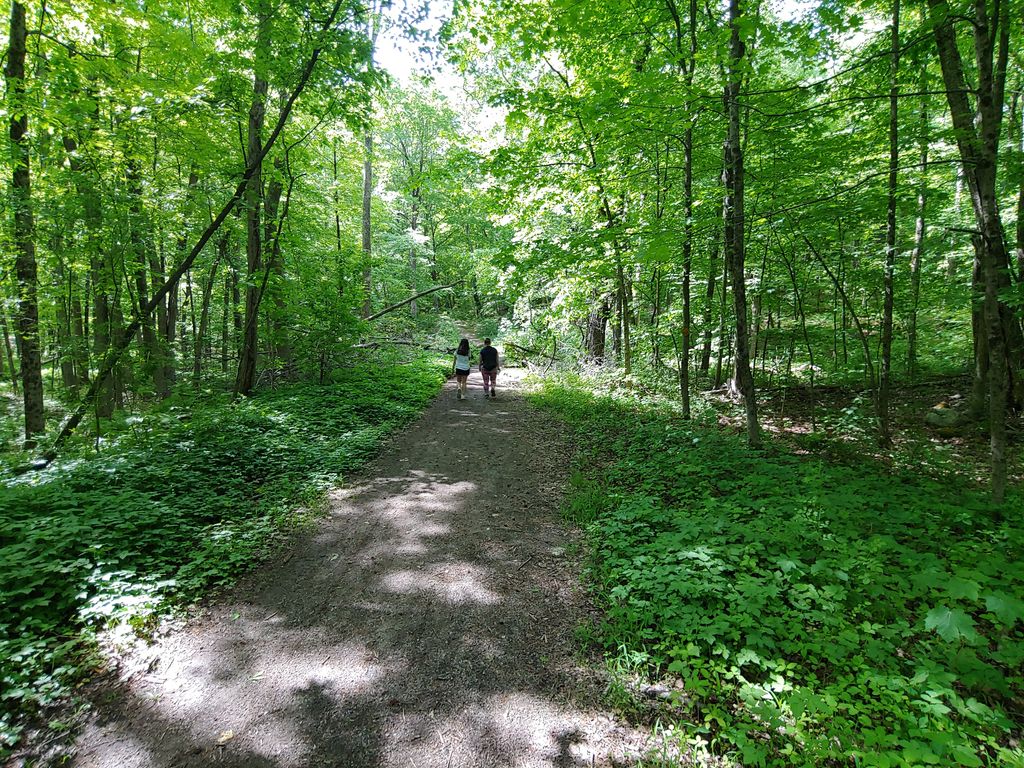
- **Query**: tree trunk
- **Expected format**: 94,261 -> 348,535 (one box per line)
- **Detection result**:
264,156 -> 292,368
194,246 -> 222,387
724,0 -> 760,447
235,1 -> 272,397
679,0 -> 697,417
586,293 -> 609,363
928,0 -> 1019,500
700,238 -> 719,373
54,255 -> 79,395
908,69 -> 929,382
362,131 -> 373,317
1,310 -> 19,391
616,258 -> 632,375
878,0 -> 900,444
5,3 -> 43,444
126,156 -> 166,397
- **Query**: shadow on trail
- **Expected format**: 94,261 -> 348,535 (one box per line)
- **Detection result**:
71,372 -> 627,768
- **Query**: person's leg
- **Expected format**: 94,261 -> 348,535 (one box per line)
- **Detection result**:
481,369 -> 493,395
489,369 -> 497,396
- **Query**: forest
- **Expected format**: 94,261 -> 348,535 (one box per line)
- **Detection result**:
1,0 -> 1022,765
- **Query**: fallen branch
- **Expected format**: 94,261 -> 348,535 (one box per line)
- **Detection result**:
505,341 -> 562,361
354,339 -> 450,353
364,282 -> 463,322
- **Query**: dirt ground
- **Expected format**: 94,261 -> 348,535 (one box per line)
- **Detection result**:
61,369 -> 650,768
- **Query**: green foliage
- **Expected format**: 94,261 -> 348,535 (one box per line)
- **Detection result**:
0,357 -> 446,755
531,377 -> 1024,767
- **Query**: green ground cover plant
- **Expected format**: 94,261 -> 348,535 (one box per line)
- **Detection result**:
0,356 -> 447,754
530,376 -> 1024,767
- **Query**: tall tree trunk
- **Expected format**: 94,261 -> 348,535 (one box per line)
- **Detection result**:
54,255 -> 79,395
126,156 -> 166,397
724,0 -> 761,447
64,120 -> 113,416
928,0 -> 1019,500
878,0 -> 900,444
908,72 -> 929,382
679,0 -> 697,417
362,132 -> 373,317
235,1 -> 271,397
222,269 -> 231,374
586,293 -> 609,363
194,244 -> 223,387
5,1 -> 44,445
1,310 -> 19,391
264,156 -> 292,368
700,238 -> 719,373
1013,87 -> 1024,284
616,258 -> 632,375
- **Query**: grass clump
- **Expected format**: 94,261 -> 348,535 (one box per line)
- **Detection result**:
0,356 -> 446,755
530,377 -> 1023,768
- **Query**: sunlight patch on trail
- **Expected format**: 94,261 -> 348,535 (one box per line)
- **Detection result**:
379,561 -> 501,605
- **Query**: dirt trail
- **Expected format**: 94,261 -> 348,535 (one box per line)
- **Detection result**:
67,369 -> 644,768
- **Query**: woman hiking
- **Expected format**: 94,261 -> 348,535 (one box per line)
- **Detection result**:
452,338 -> 472,400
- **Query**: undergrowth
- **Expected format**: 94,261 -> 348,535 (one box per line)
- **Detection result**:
531,375 -> 1024,767
0,356 -> 447,756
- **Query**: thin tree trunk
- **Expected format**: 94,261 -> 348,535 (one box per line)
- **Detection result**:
221,269 -> 231,374
700,239 -> 718,373
362,132 -> 373,317
878,0 -> 900,444
1,310 -> 19,391
908,70 -> 929,382
194,247 -> 222,387
724,0 -> 760,447
7,1 -> 45,444
55,254 -> 79,394
679,0 -> 697,417
235,1 -> 271,397
616,258 -> 632,375
126,156 -> 165,397
586,293 -> 609,363
928,0 -> 1019,499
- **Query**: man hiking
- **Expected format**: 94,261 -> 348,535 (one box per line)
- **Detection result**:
479,338 -> 500,399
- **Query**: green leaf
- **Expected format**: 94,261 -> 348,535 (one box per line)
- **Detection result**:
946,576 -> 980,601
925,606 -> 979,644
983,592 -> 1024,626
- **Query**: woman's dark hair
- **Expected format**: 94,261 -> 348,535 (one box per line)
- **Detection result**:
457,338 -> 470,355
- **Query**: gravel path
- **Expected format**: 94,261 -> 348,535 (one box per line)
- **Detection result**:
66,369 -> 646,768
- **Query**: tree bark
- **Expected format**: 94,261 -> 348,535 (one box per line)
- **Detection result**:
5,1 -> 43,445
616,258 -> 632,375
126,156 -> 166,397
585,294 -> 609,363
194,246 -> 222,387
235,0 -> 272,397
878,0 -> 900,444
724,0 -> 760,447
928,0 -> 1020,500
362,131 -> 374,317
679,0 -> 697,417
908,67 -> 929,382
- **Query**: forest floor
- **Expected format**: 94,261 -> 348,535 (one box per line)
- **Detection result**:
60,369 -> 654,768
